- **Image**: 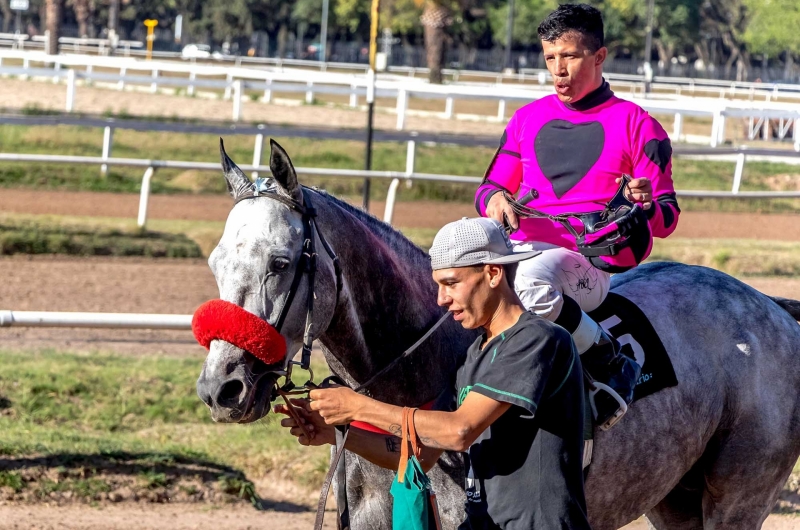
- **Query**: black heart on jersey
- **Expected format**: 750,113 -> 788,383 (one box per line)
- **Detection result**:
644,138 -> 672,173
534,120 -> 605,198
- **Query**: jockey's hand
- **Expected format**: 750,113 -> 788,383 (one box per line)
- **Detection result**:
618,177 -> 653,210
486,192 -> 519,232
308,386 -> 366,425
274,398 -> 334,446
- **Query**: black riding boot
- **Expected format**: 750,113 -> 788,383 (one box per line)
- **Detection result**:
580,329 -> 641,430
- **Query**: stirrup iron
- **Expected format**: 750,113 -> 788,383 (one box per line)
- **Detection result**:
589,382 -> 628,431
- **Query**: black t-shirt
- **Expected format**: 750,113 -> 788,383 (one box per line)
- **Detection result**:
455,311 -> 591,530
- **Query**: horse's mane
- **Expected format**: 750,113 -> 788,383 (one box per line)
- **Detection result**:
310,188 -> 432,269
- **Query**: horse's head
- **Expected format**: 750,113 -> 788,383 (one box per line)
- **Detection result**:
196,139 -> 339,423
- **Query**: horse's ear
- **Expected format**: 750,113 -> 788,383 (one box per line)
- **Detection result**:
219,138 -> 254,200
269,139 -> 302,203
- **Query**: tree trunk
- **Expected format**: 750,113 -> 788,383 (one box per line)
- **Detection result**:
277,23 -> 288,58
0,0 -> 12,33
107,0 -> 118,38
655,41 -> 673,75
784,51 -> 794,82
45,0 -> 61,55
420,3 -> 449,84
73,0 -> 89,37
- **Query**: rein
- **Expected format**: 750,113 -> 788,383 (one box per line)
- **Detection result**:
500,174 -> 634,238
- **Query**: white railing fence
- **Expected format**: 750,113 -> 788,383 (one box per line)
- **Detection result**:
0,310 -> 191,329
1,145 -> 799,231
2,50 -> 800,149
2,37 -> 800,102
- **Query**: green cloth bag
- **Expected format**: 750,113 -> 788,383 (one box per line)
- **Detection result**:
391,408 -> 442,530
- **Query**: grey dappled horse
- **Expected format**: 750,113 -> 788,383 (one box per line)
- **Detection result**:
196,140 -> 800,529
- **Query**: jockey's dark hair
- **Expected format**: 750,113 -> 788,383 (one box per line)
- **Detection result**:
537,4 -> 604,53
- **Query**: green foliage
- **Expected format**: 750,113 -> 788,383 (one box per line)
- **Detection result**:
217,473 -> 259,506
335,0 -> 370,35
0,471 -> 25,493
139,470 -> 170,489
21,103 -> 61,117
487,0 -> 557,47
742,0 -> 800,56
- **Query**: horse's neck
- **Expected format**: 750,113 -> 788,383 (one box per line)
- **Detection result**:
317,199 -> 470,405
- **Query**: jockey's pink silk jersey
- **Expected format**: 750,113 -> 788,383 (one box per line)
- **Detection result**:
475,81 -> 680,250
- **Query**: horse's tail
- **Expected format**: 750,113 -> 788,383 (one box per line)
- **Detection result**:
770,297 -> 800,321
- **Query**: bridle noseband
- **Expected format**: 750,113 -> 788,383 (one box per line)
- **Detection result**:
234,184 -> 342,383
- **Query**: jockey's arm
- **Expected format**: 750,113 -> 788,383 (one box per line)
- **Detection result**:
276,390 -> 510,472
631,114 -> 681,238
475,118 -> 524,225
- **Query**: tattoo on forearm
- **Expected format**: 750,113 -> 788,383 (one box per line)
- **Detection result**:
388,424 -> 402,437
385,436 -> 400,453
418,435 -> 448,450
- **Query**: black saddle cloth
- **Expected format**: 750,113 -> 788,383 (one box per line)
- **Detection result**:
588,292 -> 678,402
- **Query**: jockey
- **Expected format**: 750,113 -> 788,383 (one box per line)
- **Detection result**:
475,4 -> 680,429
278,217 -> 592,530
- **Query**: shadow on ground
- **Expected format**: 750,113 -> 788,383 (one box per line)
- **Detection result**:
0,451 -> 309,511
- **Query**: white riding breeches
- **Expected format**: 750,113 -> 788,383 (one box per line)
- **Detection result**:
513,243 -> 611,322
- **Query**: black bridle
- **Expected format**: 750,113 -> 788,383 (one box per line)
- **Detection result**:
234,185 -> 342,382
236,183 -> 448,530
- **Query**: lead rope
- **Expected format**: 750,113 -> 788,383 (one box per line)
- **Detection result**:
312,311 -> 451,530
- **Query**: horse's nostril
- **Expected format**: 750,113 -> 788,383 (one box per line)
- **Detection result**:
216,379 -> 245,408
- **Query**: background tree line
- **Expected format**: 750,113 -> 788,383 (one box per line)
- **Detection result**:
2,0 -> 798,82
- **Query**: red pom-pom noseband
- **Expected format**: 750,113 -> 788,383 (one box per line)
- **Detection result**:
192,299 -> 286,365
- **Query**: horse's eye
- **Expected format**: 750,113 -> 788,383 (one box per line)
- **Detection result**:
271,258 -> 291,273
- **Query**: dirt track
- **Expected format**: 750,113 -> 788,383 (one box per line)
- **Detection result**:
2,188 -> 800,241
0,505 -> 796,529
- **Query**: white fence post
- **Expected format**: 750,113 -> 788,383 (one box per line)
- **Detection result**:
350,83 -> 358,108
118,67 -> 126,91
383,178 -> 401,225
305,81 -> 314,104
188,70 -> 196,96
497,99 -> 506,121
262,79 -> 272,103
673,113 -> 683,142
732,153 -> 746,193
65,70 -> 76,113
252,133 -> 264,179
762,117 -> 771,141
52,60 -> 60,83
444,96 -> 454,119
405,140 -> 416,176
794,118 -> 800,152
137,167 -> 155,229
85,65 -> 93,86
396,89 -> 408,130
232,80 -> 242,121
21,57 -> 29,80
150,69 -> 158,93
710,110 -> 721,147
224,73 -> 233,99
717,113 -> 727,145
101,126 -> 114,175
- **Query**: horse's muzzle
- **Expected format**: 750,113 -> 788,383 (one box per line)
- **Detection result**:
196,345 -> 279,423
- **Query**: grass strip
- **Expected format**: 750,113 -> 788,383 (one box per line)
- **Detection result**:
0,349 -> 329,504
0,212 -> 797,277
0,220 -> 202,258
